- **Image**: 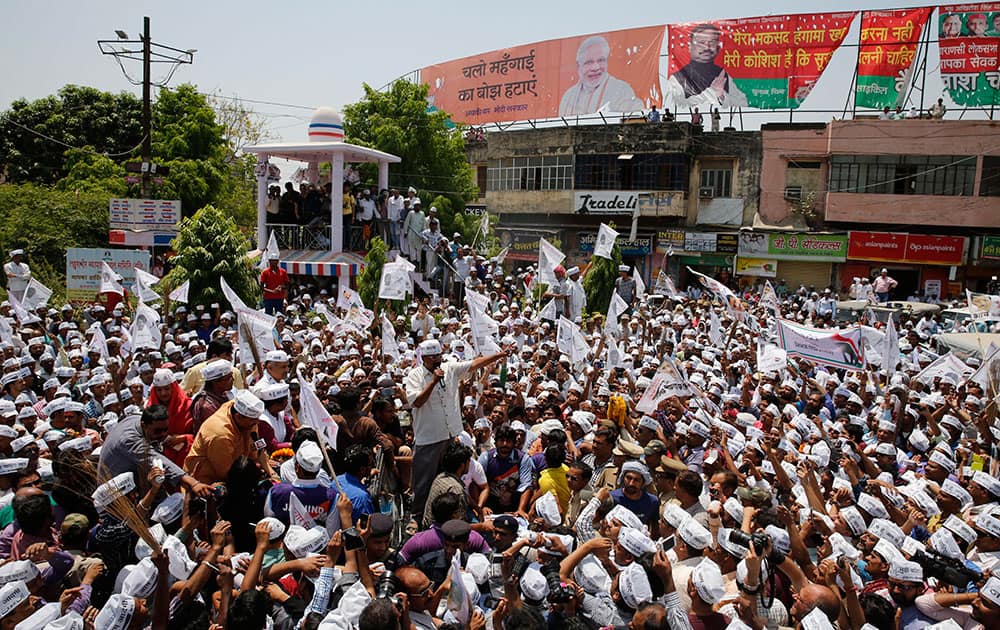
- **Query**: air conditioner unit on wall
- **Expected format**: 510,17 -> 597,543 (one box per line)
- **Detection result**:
698,187 -> 715,198
784,186 -> 803,200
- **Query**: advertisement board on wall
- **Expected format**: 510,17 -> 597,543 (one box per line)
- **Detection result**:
422,26 -> 664,125
65,248 -> 151,303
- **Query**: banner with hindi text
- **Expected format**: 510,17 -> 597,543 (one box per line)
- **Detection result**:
938,4 -> 1000,106
667,12 -> 857,110
421,26 -> 665,124
855,8 -> 932,109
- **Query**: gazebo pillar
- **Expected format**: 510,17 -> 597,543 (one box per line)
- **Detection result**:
330,153 -> 344,252
255,155 -> 269,248
378,161 -> 389,193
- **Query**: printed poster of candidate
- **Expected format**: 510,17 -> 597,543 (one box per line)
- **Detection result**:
938,4 -> 1000,106
667,12 -> 857,110
421,26 -> 664,125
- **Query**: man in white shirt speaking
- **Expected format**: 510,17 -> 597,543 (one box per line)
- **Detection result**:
405,339 -> 507,520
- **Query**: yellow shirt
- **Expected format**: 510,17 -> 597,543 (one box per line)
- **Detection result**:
539,464 -> 571,513
343,193 -> 355,216
184,401 -> 254,484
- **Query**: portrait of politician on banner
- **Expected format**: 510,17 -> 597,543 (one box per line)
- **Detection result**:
557,35 -> 645,116
938,4 -> 1000,106
421,26 -> 664,125
668,12 -> 856,110
665,23 -> 748,110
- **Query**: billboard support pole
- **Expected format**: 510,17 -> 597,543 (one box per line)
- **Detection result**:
917,13 -> 931,114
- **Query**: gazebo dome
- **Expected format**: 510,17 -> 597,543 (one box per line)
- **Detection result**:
308,107 -> 344,142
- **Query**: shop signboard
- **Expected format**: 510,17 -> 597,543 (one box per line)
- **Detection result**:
739,232 -> 848,261
848,231 -> 966,265
579,232 -> 653,256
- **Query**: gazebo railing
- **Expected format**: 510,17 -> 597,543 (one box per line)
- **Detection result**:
265,223 -> 367,251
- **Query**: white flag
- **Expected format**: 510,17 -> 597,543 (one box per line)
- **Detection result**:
605,292 -> 628,336
378,262 -> 412,301
287,492 -> 318,529
6,292 -> 31,324
381,314 -> 400,361
493,247 -> 509,265
259,231 -> 280,271
100,262 -> 124,296
709,309 -> 723,346
756,343 -> 787,374
883,315 -> 899,378
132,268 -> 161,303
556,316 -> 590,363
537,238 -> 565,286
913,351 -> 970,385
168,280 -> 189,304
594,223 -> 618,260
296,366 -> 339,451
446,551 -> 473,625
761,281 -> 779,311
634,268 -> 646,300
466,292 -> 500,356
538,299 -> 558,323
479,212 -> 490,238
220,276 -> 249,312
129,300 -> 161,350
21,278 -> 52,311
235,306 -> 278,364
606,340 -> 625,369
0,316 -> 12,345
337,285 -> 363,311
655,271 -> 681,298
87,323 -> 109,360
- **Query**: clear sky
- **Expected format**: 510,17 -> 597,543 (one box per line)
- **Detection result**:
0,0 -> 964,142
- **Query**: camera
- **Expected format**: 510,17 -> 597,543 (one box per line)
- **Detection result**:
728,529 -> 770,555
376,566 -> 402,608
912,550 -> 981,589
540,561 -> 574,604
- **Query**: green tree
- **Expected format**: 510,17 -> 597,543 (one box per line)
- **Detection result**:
0,182 -> 110,269
583,240 -> 623,316
0,85 -> 143,184
343,81 -> 477,218
164,205 -> 259,310
151,84 -> 228,216
357,236 -> 387,310
55,149 -> 128,196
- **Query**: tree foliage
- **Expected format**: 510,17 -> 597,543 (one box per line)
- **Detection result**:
343,81 -> 477,237
357,236 -> 387,310
163,205 -> 259,310
0,183 -> 111,303
583,239 -> 623,316
0,85 -> 143,183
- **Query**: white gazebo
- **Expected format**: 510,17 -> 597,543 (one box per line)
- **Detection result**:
243,107 -> 401,255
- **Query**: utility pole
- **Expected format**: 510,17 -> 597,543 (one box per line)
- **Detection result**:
98,17 -> 195,199
142,16 -> 152,198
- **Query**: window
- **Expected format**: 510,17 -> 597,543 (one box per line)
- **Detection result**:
485,156 -> 572,191
828,154 -> 976,196
980,156 -> 1000,197
788,160 -> 822,169
699,161 -> 733,197
476,165 -> 487,196
574,153 -> 688,191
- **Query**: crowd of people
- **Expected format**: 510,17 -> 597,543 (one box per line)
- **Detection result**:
0,240 -> 999,630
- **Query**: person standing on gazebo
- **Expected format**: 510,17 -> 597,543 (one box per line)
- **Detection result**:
404,201 -> 427,269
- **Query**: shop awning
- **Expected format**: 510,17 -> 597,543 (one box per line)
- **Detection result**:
278,250 -> 366,277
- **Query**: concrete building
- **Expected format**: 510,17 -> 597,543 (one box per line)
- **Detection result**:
756,119 -> 1000,298
465,120 -> 761,287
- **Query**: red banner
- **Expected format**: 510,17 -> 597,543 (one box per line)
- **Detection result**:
666,12 -> 857,110
855,8 -> 932,109
421,26 -> 664,125
848,232 -> 966,265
